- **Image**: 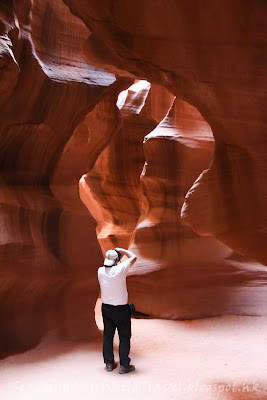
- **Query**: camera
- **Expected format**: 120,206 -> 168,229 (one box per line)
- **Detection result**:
114,249 -> 121,262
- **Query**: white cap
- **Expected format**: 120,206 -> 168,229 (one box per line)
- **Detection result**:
104,249 -> 118,267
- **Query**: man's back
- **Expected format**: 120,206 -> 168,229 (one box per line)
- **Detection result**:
98,258 -> 131,305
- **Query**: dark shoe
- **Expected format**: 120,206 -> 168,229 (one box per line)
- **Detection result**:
118,364 -> 135,374
105,362 -> 114,372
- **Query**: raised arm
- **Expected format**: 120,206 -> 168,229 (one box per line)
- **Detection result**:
115,247 -> 137,268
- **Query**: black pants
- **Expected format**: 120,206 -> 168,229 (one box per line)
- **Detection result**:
101,303 -> 131,367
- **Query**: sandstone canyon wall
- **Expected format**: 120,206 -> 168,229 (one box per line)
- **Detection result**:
0,0 -> 266,356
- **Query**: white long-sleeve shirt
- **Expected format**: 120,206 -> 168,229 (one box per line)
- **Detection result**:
98,259 -> 131,306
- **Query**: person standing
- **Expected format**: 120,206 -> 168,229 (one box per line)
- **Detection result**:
97,247 -> 137,374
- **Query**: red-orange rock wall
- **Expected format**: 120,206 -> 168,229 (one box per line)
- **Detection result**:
0,0 -> 266,355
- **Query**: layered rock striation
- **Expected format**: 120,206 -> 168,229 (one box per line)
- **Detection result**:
0,0 -> 266,355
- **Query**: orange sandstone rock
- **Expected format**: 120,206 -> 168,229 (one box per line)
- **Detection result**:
0,0 -> 266,356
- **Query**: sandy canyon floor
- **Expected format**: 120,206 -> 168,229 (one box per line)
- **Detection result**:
0,312 -> 267,400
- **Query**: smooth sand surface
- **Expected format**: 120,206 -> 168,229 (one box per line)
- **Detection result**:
0,312 -> 267,400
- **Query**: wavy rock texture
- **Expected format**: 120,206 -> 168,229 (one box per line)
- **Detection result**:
64,0 -> 267,264
80,81 -> 174,252
127,98 -> 267,318
0,0 -> 266,355
81,87 -> 267,319
0,0 -> 128,355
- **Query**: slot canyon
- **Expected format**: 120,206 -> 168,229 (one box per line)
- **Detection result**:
0,1 -> 266,399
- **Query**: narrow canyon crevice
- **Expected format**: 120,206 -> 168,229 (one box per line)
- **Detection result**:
0,0 -> 266,358
80,82 -> 267,320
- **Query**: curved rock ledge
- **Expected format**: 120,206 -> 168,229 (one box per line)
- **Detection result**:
0,0 -> 266,356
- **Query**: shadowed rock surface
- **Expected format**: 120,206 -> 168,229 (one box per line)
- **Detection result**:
0,0 -> 266,356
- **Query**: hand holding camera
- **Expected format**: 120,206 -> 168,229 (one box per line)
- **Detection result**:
114,248 -> 121,262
